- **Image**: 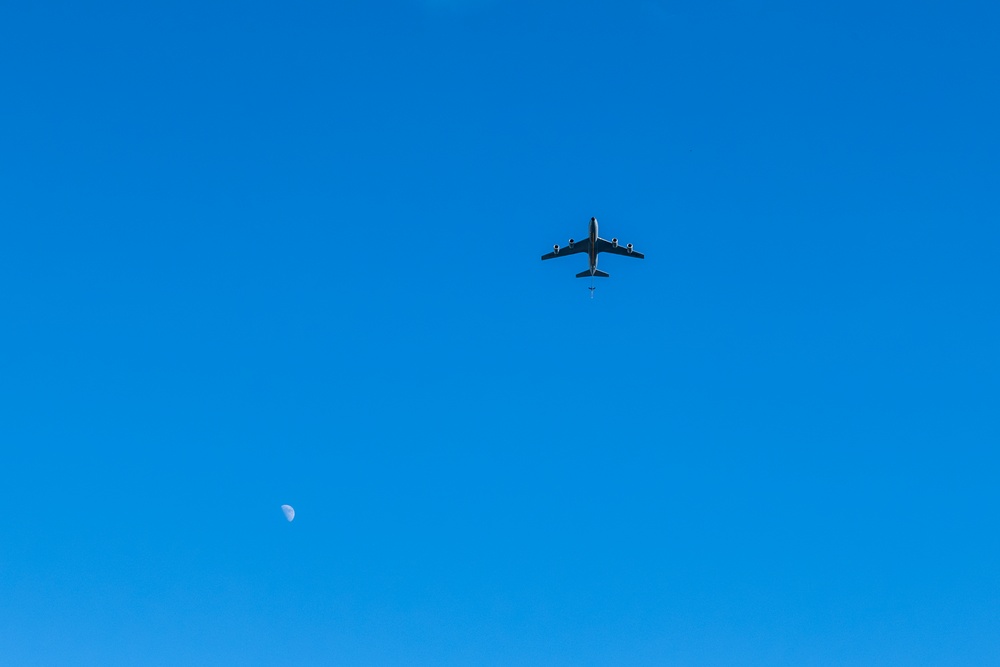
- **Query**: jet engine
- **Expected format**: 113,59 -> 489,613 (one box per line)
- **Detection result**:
553,244 -> 560,254
611,238 -> 618,248
568,238 -> 575,248
626,243 -> 633,254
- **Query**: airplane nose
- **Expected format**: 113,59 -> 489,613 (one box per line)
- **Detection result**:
591,217 -> 597,222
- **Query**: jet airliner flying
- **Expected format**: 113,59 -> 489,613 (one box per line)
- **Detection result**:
541,217 -> 644,277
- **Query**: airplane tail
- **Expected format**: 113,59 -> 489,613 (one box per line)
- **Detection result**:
577,269 -> 610,278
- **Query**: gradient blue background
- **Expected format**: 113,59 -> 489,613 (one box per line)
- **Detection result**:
2,1 -> 998,664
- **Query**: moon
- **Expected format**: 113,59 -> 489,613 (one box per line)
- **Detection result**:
281,504 -> 295,522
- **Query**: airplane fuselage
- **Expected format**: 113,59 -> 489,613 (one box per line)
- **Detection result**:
588,217 -> 599,274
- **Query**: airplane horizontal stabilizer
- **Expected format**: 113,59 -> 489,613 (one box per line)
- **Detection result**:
576,269 -> 610,278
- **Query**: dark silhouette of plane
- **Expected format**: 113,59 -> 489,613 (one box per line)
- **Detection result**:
541,217 -> 644,277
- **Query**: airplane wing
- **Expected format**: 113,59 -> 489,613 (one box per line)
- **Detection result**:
595,237 -> 644,259
541,239 -> 590,260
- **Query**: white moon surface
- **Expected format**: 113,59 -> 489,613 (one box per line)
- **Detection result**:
281,504 -> 295,522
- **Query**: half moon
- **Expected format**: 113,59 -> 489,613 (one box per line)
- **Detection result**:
281,504 -> 295,522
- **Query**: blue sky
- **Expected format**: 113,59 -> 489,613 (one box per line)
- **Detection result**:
1,1 -> 998,664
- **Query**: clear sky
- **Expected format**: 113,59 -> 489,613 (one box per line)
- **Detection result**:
1,1 -> 998,665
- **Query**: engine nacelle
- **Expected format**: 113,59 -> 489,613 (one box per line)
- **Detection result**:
553,244 -> 560,254
567,238 -> 575,248
611,238 -> 618,248
626,243 -> 633,254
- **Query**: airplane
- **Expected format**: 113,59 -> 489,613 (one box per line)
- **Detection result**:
541,217 -> 644,278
